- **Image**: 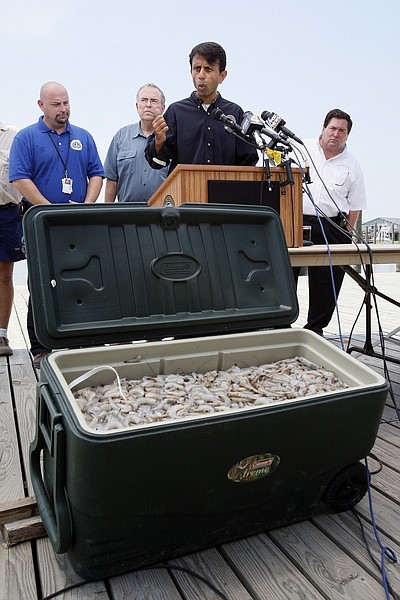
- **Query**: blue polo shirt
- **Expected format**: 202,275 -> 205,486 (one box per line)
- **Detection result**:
145,92 -> 259,174
9,117 -> 104,203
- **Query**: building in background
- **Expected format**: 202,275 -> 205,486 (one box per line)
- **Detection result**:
362,218 -> 400,244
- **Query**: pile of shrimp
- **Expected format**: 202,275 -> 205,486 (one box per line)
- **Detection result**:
74,356 -> 348,431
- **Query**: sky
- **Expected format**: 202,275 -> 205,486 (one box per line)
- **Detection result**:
2,0 -> 399,222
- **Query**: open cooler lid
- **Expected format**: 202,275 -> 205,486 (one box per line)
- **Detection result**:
23,203 -> 299,349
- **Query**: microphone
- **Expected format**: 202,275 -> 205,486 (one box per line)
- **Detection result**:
261,111 -> 303,145
241,111 -> 293,149
211,108 -> 245,136
240,111 -> 268,150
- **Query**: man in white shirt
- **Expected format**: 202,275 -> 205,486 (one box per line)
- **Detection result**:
296,108 -> 367,336
0,121 -> 25,356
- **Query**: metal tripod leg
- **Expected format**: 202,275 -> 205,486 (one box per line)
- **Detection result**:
342,264 -> 400,364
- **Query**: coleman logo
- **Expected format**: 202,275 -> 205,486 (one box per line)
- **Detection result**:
228,453 -> 280,483
251,457 -> 274,470
152,254 -> 201,281
161,262 -> 192,273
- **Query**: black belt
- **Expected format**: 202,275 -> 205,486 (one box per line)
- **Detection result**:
304,214 -> 344,225
0,202 -> 18,210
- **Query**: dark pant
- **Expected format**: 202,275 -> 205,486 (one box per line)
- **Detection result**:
27,283 -> 51,356
293,216 -> 351,335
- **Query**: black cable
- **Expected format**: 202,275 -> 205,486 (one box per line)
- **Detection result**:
368,452 -> 383,475
41,581 -> 92,600
40,562 -> 231,600
163,563 -> 231,600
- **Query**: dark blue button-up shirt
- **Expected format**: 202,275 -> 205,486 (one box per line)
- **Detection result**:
145,92 -> 258,173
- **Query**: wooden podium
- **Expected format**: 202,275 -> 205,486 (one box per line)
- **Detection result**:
147,164 -> 304,247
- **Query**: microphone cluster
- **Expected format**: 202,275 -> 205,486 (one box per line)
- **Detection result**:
211,108 -> 303,150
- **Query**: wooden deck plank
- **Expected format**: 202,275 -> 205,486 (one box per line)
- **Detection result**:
169,549 -> 254,599
381,405 -> 400,424
0,541 -> 37,600
109,568 -> 183,600
36,538 -> 110,599
353,489 -> 400,545
269,521 -> 385,599
2,515 -> 46,547
0,354 -> 37,600
370,462 -> 400,504
9,351 -> 38,496
313,510 -> 400,592
0,360 -> 25,504
372,437 -> 400,471
221,534 -> 324,599
377,422 -> 400,446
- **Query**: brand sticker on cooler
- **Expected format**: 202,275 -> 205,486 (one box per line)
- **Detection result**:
228,453 -> 280,483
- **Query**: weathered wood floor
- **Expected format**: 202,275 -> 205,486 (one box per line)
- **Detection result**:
1,273 -> 400,600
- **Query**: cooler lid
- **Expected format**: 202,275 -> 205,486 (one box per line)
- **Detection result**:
23,203 -> 299,349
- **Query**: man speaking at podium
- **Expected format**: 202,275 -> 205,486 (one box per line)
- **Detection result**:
145,41 -> 258,173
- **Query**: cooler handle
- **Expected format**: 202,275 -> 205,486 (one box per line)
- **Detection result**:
30,383 -> 72,553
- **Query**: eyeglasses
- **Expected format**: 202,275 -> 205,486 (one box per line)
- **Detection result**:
138,98 -> 161,105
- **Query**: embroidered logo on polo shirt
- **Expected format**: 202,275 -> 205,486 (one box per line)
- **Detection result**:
70,139 -> 83,151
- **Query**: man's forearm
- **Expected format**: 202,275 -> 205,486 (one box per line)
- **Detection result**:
104,179 -> 117,203
346,210 -> 360,230
12,179 -> 50,205
84,176 -> 103,203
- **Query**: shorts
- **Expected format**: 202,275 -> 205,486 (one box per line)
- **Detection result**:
0,203 -> 26,262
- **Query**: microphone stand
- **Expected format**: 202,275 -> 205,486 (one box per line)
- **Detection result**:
272,146 -> 294,191
262,155 -> 272,191
281,157 -> 294,187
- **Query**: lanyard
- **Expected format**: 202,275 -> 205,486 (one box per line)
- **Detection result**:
47,130 -> 71,178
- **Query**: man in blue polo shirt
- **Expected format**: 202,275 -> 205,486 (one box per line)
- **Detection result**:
10,81 -> 103,206
9,81 -> 104,368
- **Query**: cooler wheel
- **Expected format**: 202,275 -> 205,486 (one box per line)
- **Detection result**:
323,462 -> 369,512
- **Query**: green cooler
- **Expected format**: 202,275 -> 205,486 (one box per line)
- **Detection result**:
24,203 -> 388,579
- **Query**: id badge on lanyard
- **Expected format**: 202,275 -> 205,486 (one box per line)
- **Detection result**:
47,130 -> 73,196
62,176 -> 73,194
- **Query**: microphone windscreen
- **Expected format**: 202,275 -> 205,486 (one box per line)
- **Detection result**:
211,108 -> 222,121
261,110 -> 272,121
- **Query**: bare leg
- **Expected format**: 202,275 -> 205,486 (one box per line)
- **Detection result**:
0,261 -> 14,329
